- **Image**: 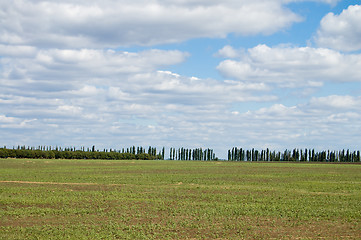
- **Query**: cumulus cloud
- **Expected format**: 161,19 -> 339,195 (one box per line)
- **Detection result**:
0,0 -> 304,48
0,45 -> 278,151
216,45 -> 242,58
225,95 -> 361,151
1,0 -> 359,156
308,95 -> 361,110
1,48 -> 360,155
316,4 -> 361,52
0,48 -> 189,95
217,44 -> 361,87
0,44 -> 37,57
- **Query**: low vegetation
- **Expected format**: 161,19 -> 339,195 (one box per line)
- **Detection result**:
1,159 -> 360,239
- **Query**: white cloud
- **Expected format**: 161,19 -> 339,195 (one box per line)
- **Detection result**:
225,95 -> 361,151
0,0 -> 303,47
316,4 -> 361,52
0,45 -> 278,153
216,45 -> 242,58
0,44 -> 37,57
1,0 -> 359,157
283,0 -> 341,5
0,115 -> 16,124
0,48 -> 189,95
308,95 -> 361,109
217,44 -> 361,87
0,114 -> 37,129
31,48 -> 188,74
57,105 -> 83,115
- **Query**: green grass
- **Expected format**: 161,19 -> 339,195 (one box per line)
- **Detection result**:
1,159 -> 360,239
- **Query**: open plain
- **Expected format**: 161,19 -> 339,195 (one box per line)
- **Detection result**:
1,159 -> 360,239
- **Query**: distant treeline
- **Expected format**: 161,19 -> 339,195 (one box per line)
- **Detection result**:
169,147 -> 216,161
228,147 -> 361,162
0,146 -> 164,160
0,145 -> 360,162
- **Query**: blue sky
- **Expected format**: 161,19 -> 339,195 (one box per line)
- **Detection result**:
1,0 -> 361,158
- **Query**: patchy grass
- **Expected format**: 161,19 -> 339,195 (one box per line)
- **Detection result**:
1,159 -> 360,239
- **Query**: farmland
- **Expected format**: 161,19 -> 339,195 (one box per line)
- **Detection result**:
1,159 -> 360,239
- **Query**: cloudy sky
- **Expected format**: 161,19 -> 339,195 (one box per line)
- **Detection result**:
1,0 -> 361,158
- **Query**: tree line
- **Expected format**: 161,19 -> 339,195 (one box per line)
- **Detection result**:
169,147 -> 217,161
0,145 -> 164,160
228,147 -> 361,162
0,145 -> 360,162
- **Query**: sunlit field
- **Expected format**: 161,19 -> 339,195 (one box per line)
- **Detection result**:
1,159 -> 360,239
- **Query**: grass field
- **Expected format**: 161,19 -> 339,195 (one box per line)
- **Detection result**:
1,159 -> 360,239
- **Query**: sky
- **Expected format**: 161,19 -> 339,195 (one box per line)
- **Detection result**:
1,0 -> 361,158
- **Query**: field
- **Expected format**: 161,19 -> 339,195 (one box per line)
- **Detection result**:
1,159 -> 360,239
